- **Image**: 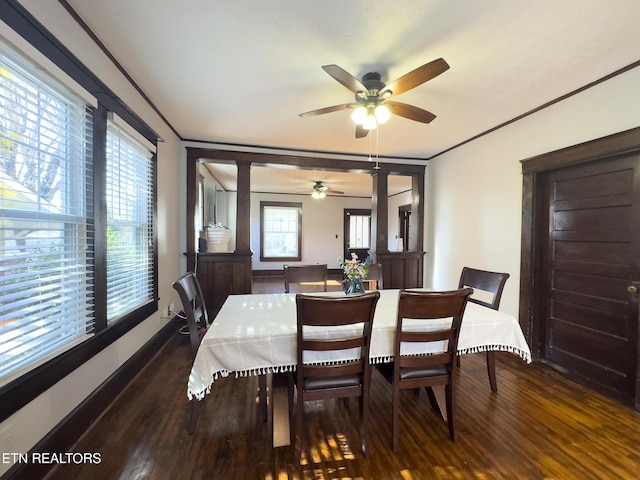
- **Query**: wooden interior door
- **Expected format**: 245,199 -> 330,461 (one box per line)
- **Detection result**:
540,154 -> 640,401
344,209 -> 371,262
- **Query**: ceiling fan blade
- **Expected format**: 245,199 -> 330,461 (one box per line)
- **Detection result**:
322,65 -> 369,95
299,103 -> 356,118
325,188 -> 344,195
385,101 -> 436,123
355,124 -> 369,138
380,58 -> 449,97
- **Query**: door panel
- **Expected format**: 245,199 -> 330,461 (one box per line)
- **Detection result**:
543,155 -> 640,400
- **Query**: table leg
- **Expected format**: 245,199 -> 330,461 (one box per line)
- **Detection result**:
272,373 -> 291,447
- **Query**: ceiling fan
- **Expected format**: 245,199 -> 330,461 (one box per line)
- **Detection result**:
299,58 -> 449,138
312,180 -> 343,198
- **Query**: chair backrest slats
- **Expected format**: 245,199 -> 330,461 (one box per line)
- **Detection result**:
394,288 -> 474,373
284,264 -> 328,293
296,292 -> 380,381
458,267 -> 510,310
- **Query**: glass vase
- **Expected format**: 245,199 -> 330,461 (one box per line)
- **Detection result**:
343,277 -> 366,295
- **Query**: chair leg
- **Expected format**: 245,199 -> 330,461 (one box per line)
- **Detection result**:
486,351 -> 498,393
188,398 -> 202,434
445,383 -> 455,442
258,374 -> 268,422
392,387 -> 400,452
360,394 -> 368,457
295,390 -> 304,467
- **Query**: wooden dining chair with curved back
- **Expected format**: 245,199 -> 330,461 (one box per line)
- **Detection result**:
364,263 -> 384,290
173,272 -> 210,434
173,272 -> 210,360
457,267 -> 510,393
294,291 -> 380,466
378,288 -> 473,451
284,264 -> 328,293
174,272 -> 267,432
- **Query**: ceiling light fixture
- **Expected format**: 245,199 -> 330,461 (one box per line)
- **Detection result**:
351,104 -> 390,130
311,184 -> 326,199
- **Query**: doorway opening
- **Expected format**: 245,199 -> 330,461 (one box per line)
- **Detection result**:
344,209 -> 371,262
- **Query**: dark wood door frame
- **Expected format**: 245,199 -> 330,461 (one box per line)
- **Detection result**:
520,126 -> 640,409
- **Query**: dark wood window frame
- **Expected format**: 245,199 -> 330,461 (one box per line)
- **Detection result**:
260,201 -> 303,262
0,0 -> 160,423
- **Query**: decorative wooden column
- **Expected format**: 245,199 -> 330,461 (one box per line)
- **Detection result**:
235,160 -> 251,254
185,149 -> 198,272
184,148 -> 252,315
375,169 -> 425,289
371,170 -> 389,257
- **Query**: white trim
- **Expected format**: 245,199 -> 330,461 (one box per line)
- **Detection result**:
109,112 -> 157,154
0,29 -> 97,107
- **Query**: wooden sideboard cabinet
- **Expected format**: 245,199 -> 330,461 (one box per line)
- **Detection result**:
195,253 -> 252,314
375,251 -> 425,289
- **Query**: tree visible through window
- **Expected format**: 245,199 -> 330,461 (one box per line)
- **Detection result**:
260,201 -> 301,261
0,44 -> 94,385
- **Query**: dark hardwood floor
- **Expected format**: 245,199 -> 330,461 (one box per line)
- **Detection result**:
45,278 -> 640,479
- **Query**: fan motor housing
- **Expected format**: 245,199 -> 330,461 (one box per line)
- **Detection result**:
362,72 -> 386,94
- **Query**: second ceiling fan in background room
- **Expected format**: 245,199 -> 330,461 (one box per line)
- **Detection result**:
299,58 -> 450,138
311,180 -> 343,199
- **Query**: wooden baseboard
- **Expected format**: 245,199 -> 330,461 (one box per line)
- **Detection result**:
1,317 -> 180,480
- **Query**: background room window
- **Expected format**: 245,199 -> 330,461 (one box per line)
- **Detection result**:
105,119 -> 154,323
349,214 -> 371,249
344,209 -> 371,262
260,201 -> 302,261
0,44 -> 94,385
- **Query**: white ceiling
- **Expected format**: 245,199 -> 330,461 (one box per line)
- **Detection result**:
65,0 -> 640,195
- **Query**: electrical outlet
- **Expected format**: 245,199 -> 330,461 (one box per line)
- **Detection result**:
163,305 -> 170,318
169,303 -> 175,315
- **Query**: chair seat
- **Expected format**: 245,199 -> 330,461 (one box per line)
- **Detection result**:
304,374 -> 361,391
376,362 -> 448,382
400,365 -> 448,380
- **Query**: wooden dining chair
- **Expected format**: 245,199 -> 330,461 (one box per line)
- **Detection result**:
378,288 -> 473,451
284,264 -> 328,293
294,291 -> 380,466
173,272 -> 210,359
457,267 -> 510,393
364,263 -> 384,290
173,272 -> 267,432
173,272 -> 210,433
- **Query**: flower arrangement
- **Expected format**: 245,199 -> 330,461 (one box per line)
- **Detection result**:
338,253 -> 371,279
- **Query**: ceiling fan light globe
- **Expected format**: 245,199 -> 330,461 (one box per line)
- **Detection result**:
351,106 -> 367,125
363,114 -> 377,130
374,105 -> 391,124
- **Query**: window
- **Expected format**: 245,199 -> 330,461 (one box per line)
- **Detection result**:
260,201 -> 301,261
349,214 -> 371,249
0,32 -> 158,416
105,120 -> 154,322
0,43 -> 94,385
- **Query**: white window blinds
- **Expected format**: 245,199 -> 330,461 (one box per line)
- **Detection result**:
0,43 -> 94,385
105,119 -> 154,323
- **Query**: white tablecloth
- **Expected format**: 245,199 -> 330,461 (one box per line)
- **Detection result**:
188,289 -> 531,400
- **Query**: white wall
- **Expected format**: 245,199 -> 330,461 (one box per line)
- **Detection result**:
0,4 -> 184,475
426,66 -> 640,317
251,193 -> 372,270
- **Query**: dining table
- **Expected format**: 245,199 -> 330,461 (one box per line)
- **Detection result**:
188,289 -> 531,447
